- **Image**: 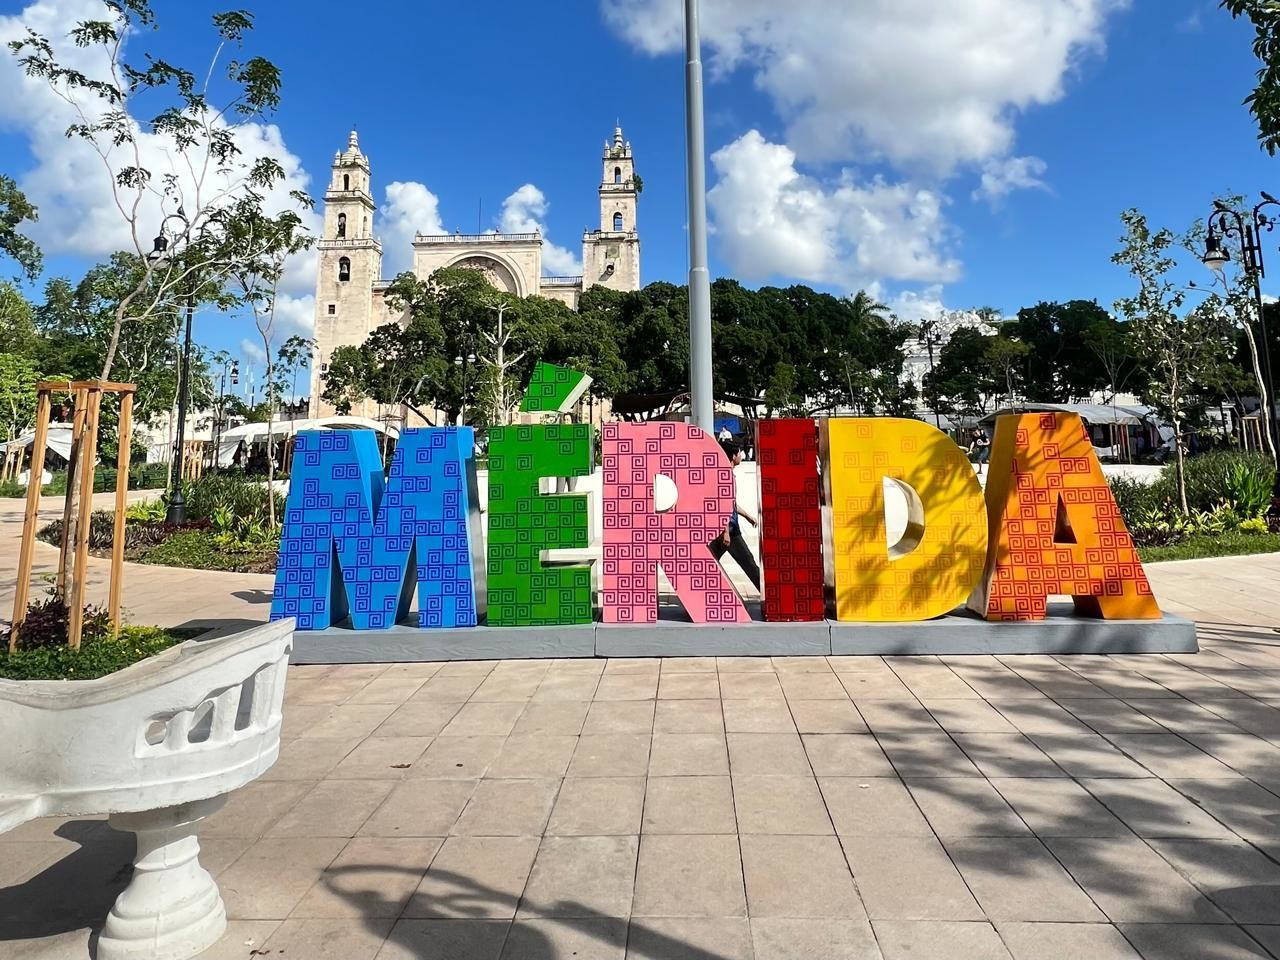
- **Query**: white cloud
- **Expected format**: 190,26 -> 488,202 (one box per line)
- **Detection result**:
499,184 -> 583,276
602,0 -> 1124,173
974,156 -> 1049,204
707,131 -> 959,287
381,180 -> 445,276
272,293 -> 316,341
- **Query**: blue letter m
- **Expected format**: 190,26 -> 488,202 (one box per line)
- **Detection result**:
270,427 -> 483,630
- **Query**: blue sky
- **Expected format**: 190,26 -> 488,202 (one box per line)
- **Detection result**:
0,0 -> 1276,387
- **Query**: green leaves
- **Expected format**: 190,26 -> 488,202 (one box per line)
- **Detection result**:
1221,0 -> 1280,154
0,176 -> 42,282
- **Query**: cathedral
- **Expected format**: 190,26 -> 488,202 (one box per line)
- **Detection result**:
309,126 -> 642,417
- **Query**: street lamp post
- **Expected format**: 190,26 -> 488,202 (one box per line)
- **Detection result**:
919,319 -> 943,428
1202,196 -> 1280,456
684,0 -> 714,431
149,210 -> 196,525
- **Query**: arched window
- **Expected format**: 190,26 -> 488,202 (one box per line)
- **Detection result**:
613,212 -> 624,231
338,257 -> 351,282
343,173 -> 350,191
336,213 -> 347,239
614,166 -> 622,184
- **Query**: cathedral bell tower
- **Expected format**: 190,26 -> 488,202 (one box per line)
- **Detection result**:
582,125 -> 640,292
310,131 -> 382,416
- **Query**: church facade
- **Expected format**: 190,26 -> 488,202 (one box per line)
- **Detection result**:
309,127 -> 642,417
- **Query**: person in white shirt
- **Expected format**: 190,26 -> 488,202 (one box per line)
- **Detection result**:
709,439 -> 761,590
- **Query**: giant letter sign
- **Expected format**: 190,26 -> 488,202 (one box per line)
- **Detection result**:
824,418 -> 988,621
969,412 -> 1160,622
271,427 -> 482,630
486,364 -> 595,627
600,422 -> 751,624
757,418 -> 825,622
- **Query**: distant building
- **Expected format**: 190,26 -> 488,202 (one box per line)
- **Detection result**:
310,127 -> 642,418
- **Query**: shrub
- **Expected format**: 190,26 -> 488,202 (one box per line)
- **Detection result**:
183,473 -> 283,525
1226,461 -> 1273,520
1108,475 -> 1174,528
1178,450 -> 1275,514
0,625 -> 187,680
139,529 -> 275,572
1,595 -> 111,651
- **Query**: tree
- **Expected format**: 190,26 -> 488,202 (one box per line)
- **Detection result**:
0,175 -> 41,281
1013,300 -> 1114,402
0,353 -> 40,441
1113,209 -> 1240,511
10,3 -> 298,380
0,281 -> 38,354
1082,313 -> 1138,405
925,327 -> 1001,417
1221,1 -> 1280,154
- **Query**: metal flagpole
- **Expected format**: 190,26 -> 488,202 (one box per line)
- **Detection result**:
684,0 -> 714,431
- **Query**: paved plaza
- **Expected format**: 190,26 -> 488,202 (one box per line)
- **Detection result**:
5,495 -> 1280,958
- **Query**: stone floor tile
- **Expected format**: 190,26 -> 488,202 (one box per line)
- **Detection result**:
1056,698 -> 1165,733
373,700 -> 464,739
662,656 -> 720,673
1079,779 -> 1236,839
995,922 -> 1141,960
451,779 -> 559,836
438,701 -> 526,738
772,656 -> 834,674
511,700 -> 589,736
722,697 -> 798,733
945,838 -> 1104,921
567,734 -> 651,777
1044,837 -> 1230,923
195,921 -> 285,960
281,704 -> 347,739
990,778 -> 1129,838
906,778 -> 1032,838
741,835 -> 861,918
1164,779 -> 1280,842
1243,925 -> 1280,958
924,700 -> 1020,734
789,698 -> 868,734
290,837 -> 440,918
1126,699 -> 1244,734
1117,923 -> 1271,959
644,776 -> 737,834
218,837 -> 347,919
752,917 -> 882,960
654,699 -> 724,733
855,700 -> 943,733
470,671 -> 545,702
199,837 -> 255,878
627,917 -> 753,959
779,672 -> 849,700
547,778 -> 646,836
412,674 -> 487,703
434,660 -> 498,677
202,780 -> 314,838
1201,700 -> 1280,741
1024,733 -> 1152,778
839,669 -> 915,701
658,673 -> 721,700
989,700 -> 1094,736
717,655 -> 776,672
531,671 -> 601,702
633,834 -> 747,918
873,920 -> 1011,959
1181,733 -> 1280,779
719,672 -> 785,699
594,673 -> 660,701
503,918 -> 627,959
1104,734 -> 1243,779
378,919 -> 509,960
262,737 -> 362,781
649,732 -> 729,777
583,699 -> 656,735
735,776 -> 832,835
330,737 -> 432,779
819,777 -> 932,837
411,736 -> 507,779
483,735 -> 578,779
298,703 -> 400,739
518,835 -> 639,919
360,779 -> 476,838
347,677 -> 427,705
267,779 -> 396,838
405,836 -> 540,918
944,663 -> 1045,700
727,733 -> 812,775
259,918 -> 394,960
954,733 -> 1065,778
1147,838 -> 1280,924
839,836 -> 983,921
803,733 -> 897,777
877,732 -> 983,778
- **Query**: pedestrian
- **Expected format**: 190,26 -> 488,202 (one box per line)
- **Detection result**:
968,427 -> 991,475
718,423 -> 732,443
710,439 -> 761,591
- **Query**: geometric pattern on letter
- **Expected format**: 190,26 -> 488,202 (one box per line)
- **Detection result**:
270,428 -> 481,630
486,422 -> 594,626
519,362 -> 593,414
757,418 -> 825,622
600,422 -> 751,624
967,412 -> 1160,622
823,418 -> 988,622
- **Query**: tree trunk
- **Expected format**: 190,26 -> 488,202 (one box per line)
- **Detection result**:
264,348 -> 276,529
1173,413 -> 1189,515
1241,314 -> 1277,463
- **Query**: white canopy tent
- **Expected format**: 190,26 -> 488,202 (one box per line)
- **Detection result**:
215,416 -> 400,468
3,423 -> 77,484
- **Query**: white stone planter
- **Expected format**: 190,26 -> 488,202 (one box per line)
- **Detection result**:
0,619 -> 293,960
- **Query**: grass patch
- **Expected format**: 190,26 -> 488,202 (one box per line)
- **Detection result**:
1139,530 -> 1280,563
138,530 -> 277,573
0,626 -> 193,681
